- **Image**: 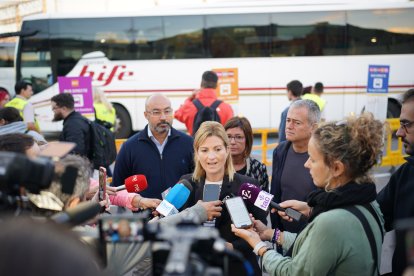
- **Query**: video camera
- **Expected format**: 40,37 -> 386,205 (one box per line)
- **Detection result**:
99,213 -> 251,276
0,151 -> 78,212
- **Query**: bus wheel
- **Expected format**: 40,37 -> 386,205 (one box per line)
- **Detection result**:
113,104 -> 132,139
387,100 -> 401,118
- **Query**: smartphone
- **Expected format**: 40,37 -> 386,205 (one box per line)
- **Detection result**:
203,184 -> 221,202
225,197 -> 253,229
99,215 -> 144,243
99,167 -> 107,201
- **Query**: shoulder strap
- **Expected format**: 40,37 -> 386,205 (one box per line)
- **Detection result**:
362,203 -> 384,242
192,99 -> 204,111
342,205 -> 380,275
210,100 -> 222,109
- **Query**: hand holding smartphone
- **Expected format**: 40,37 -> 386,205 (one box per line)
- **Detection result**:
99,167 -> 107,201
225,197 -> 253,229
203,184 -> 221,202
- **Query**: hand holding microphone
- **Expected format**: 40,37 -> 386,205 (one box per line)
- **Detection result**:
275,200 -> 311,222
238,183 -> 302,222
156,179 -> 193,217
116,174 -> 148,192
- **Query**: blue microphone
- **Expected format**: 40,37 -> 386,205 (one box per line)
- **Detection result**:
156,179 -> 192,217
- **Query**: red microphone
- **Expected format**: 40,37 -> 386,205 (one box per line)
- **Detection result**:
115,175 -> 148,193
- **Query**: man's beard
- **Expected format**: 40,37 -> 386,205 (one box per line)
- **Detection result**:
52,113 -> 64,122
402,137 -> 414,156
153,121 -> 171,134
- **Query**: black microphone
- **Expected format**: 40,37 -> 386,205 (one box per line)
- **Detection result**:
50,201 -> 101,226
238,183 -> 302,221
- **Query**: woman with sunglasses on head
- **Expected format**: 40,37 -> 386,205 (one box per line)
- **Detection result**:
232,113 -> 385,276
224,116 -> 269,191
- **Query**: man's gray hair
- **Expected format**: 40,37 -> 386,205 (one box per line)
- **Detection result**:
290,99 -> 321,125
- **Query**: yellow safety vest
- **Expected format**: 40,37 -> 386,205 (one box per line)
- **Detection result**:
5,97 -> 40,131
94,103 -> 116,132
302,94 -> 326,111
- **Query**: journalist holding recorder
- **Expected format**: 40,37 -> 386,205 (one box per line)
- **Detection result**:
180,121 -> 267,276
232,113 -> 385,276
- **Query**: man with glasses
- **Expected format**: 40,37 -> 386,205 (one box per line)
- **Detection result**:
270,99 -> 321,234
377,88 -> 414,275
113,94 -> 194,199
50,93 -> 91,158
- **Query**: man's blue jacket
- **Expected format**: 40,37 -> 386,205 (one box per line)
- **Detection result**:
112,125 -> 194,199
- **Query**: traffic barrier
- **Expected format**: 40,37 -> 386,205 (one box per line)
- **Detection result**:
252,128 -> 278,166
381,118 -> 407,167
115,139 -> 126,153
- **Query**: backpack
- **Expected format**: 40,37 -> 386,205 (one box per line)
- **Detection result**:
192,99 -> 222,135
83,118 -> 117,169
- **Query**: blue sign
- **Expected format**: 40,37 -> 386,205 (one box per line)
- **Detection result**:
367,65 -> 390,93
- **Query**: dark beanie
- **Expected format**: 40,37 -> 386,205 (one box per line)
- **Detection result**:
202,71 -> 218,84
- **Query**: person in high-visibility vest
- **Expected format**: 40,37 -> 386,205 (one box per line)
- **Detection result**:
93,87 -> 116,132
5,81 -> 40,132
302,82 -> 326,112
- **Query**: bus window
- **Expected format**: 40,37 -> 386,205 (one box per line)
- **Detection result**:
49,17 -> 134,76
206,13 -> 271,58
0,43 -> 14,67
163,15 -> 204,59
347,8 -> 414,55
132,17 -> 164,59
271,11 -> 346,56
0,43 -> 15,95
20,19 -> 52,94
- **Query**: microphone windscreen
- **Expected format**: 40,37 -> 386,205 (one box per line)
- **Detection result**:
125,175 -> 148,193
165,183 -> 191,209
178,179 -> 193,193
238,183 -> 261,203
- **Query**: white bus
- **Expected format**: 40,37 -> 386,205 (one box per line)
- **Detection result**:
15,1 -> 414,137
0,42 -> 15,95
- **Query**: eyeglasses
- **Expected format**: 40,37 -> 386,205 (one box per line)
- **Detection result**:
227,135 -> 245,142
400,120 -> 414,134
146,108 -> 173,117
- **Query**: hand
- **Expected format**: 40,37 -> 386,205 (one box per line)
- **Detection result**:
231,224 -> 262,249
253,219 -> 273,241
189,89 -> 200,100
197,200 -> 222,221
91,190 -> 111,210
271,200 -> 310,222
85,186 -> 116,200
137,197 -> 162,209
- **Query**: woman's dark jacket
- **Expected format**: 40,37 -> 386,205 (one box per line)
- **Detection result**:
180,173 -> 268,276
